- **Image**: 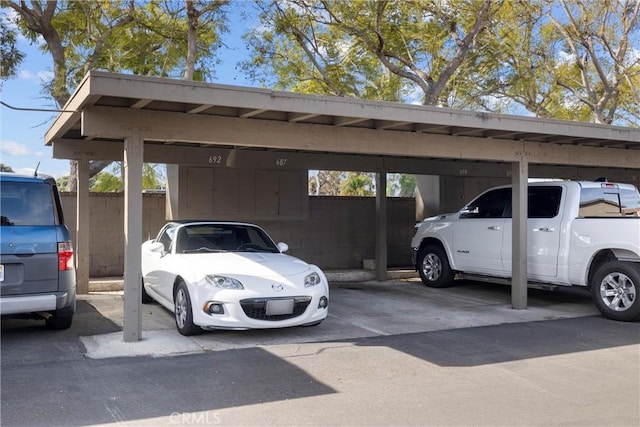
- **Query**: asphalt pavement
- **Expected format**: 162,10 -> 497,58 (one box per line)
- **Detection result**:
2,278 -> 639,426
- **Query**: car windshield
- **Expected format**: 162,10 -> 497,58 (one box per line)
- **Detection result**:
175,224 -> 280,254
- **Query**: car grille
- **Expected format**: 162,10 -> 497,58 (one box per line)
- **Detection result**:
240,296 -> 312,321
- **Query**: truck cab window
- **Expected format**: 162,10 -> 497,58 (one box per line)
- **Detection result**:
580,186 -> 640,217
461,188 -> 510,219
528,186 -> 562,218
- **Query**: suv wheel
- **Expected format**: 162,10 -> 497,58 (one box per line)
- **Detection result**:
45,314 -> 73,330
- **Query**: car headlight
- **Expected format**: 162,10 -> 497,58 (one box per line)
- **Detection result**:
205,275 -> 244,289
304,272 -> 321,288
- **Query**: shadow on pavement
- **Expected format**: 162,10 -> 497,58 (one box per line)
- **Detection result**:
1,299 -> 121,366
1,346 -> 336,427
355,316 -> 640,367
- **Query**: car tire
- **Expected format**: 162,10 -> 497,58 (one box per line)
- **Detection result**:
417,244 -> 453,288
174,281 -> 202,336
590,261 -> 640,322
45,314 -> 73,330
141,278 -> 153,304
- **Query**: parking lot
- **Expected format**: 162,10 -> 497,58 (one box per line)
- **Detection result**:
2,278 -> 639,426
73,277 -> 603,358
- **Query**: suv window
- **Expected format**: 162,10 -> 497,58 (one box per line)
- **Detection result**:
1,181 -> 58,226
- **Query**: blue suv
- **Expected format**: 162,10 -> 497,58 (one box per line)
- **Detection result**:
0,172 -> 76,329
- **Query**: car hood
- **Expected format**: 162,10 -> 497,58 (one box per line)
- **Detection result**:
176,252 -> 312,278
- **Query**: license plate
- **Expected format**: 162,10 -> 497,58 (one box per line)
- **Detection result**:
0,264 -> 3,282
266,299 -> 294,315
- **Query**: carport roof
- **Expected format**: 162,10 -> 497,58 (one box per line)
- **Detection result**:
45,71 -> 640,172
47,71 -> 640,148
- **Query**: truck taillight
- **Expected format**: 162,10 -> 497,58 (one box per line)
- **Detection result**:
58,241 -> 74,271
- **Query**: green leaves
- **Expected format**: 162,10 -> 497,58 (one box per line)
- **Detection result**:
245,0 -> 639,125
0,15 -> 25,80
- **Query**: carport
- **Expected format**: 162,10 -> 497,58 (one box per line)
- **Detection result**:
45,71 -> 640,342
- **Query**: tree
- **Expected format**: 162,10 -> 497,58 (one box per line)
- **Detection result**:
0,163 -> 15,172
0,13 -> 24,80
387,173 -> 416,197
340,172 -> 374,196
309,170 -> 344,195
247,0 -> 505,195
3,0 -> 136,191
486,0 -> 640,125
56,175 -> 69,190
184,0 -> 228,80
246,0 -> 504,107
2,0 -> 229,190
85,162 -> 165,192
545,0 -> 640,125
89,171 -> 122,192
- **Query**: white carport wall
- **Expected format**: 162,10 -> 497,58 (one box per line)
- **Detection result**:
46,72 -> 640,342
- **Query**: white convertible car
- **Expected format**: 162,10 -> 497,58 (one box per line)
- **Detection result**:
141,221 -> 329,335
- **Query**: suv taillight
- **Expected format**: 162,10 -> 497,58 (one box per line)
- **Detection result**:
58,241 -> 74,271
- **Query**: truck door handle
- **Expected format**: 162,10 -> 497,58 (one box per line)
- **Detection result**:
487,226 -> 501,231
533,227 -> 554,232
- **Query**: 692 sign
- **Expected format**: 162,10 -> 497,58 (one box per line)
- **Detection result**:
208,155 -> 223,164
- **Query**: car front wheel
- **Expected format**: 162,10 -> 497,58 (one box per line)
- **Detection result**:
417,244 -> 453,288
141,278 -> 153,304
590,261 -> 640,322
174,281 -> 201,336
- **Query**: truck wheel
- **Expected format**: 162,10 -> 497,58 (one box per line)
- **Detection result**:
590,261 -> 640,322
417,245 -> 453,288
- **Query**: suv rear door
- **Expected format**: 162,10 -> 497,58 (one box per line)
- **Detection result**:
1,180 -> 60,295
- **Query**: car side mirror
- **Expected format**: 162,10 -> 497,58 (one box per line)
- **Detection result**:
148,241 -> 165,255
277,242 -> 289,253
460,206 -> 479,218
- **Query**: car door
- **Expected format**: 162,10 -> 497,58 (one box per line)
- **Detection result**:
502,186 -> 563,279
452,188 -> 510,275
142,224 -> 177,301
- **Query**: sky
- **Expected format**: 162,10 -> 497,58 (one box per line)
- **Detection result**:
0,3 -> 259,178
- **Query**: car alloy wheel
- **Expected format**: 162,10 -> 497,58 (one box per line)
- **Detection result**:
422,253 -> 443,281
173,281 -> 201,336
417,245 -> 453,288
175,287 -> 188,329
598,272 -> 636,312
591,261 -> 640,322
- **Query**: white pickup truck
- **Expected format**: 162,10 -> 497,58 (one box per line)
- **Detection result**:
411,180 -> 640,321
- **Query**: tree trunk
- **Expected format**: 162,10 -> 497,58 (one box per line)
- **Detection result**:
184,0 -> 197,80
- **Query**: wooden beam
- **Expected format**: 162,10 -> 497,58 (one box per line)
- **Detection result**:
81,106 -> 640,170
130,99 -> 152,109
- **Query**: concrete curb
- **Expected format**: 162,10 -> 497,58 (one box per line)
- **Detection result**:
88,270 -> 418,292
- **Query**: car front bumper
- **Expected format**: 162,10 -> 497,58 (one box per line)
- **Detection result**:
191,286 -> 329,330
